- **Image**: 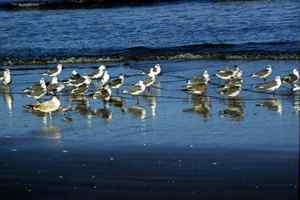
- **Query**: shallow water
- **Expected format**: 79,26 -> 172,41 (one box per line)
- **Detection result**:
0,59 -> 299,198
1,59 -> 299,150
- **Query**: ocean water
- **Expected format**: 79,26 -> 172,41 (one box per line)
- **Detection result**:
0,0 -> 299,59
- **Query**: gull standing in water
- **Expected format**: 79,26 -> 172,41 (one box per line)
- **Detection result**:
88,65 -> 106,80
255,76 -> 281,92
93,84 -> 112,103
216,66 -> 240,80
23,78 -> 47,101
219,83 -> 242,97
251,65 -> 272,81
188,70 -> 210,85
123,80 -> 146,104
153,64 -> 161,76
143,69 -> 156,92
46,76 -> 65,94
109,74 -> 124,93
100,70 -> 110,86
282,68 -> 299,85
25,96 -> 61,120
43,64 -> 63,77
0,68 -> 12,85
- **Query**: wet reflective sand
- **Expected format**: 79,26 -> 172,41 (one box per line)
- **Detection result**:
0,60 -> 299,199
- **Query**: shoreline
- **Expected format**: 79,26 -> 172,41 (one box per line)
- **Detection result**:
1,52 -> 300,65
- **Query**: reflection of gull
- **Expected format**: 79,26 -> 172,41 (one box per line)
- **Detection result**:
183,95 -> 211,119
256,98 -> 282,114
219,98 -> 244,121
127,105 -> 146,120
294,95 -> 300,113
293,83 -> 300,92
144,95 -> 157,118
110,96 -> 126,112
73,98 -> 94,118
0,85 -> 14,114
72,98 -> 94,127
38,126 -> 62,139
94,107 -> 112,122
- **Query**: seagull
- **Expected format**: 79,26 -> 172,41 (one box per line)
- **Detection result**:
70,83 -> 89,96
255,76 -> 281,92
109,74 -> 124,90
282,68 -> 299,84
93,84 -> 112,102
144,64 -> 161,76
219,84 -> 242,97
189,70 -> 210,85
233,68 -> 243,79
143,69 -> 156,91
123,80 -> 146,104
25,96 -> 61,119
23,78 -> 47,100
153,64 -> 161,76
43,64 -> 63,77
68,70 -> 81,81
251,65 -> 272,81
0,68 -> 12,85
46,76 -> 65,94
100,70 -> 110,86
66,72 -> 91,87
216,66 -> 239,80
186,81 -> 208,95
88,65 -> 106,80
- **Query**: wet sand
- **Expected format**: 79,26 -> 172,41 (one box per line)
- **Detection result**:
0,59 -> 299,199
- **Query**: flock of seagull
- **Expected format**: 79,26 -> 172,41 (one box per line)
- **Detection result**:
0,63 -> 299,119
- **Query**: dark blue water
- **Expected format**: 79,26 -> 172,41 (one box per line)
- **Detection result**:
0,0 -> 299,60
